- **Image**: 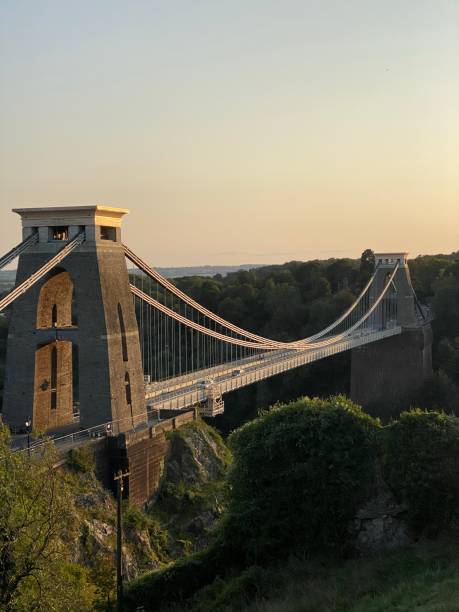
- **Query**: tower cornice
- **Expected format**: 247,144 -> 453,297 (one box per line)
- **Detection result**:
12,205 -> 129,228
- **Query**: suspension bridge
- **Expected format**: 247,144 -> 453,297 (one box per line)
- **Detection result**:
129,243 -> 402,418
1,206 -> 432,500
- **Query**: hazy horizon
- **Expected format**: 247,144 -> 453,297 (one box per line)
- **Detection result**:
0,245 -> 457,274
1,1 -> 458,266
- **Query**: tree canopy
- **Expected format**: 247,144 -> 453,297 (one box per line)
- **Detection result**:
0,424 -> 93,611
224,396 -> 379,562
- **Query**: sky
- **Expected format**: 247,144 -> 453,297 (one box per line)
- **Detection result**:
0,0 -> 458,266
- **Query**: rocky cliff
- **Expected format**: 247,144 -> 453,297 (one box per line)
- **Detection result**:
63,417 -> 231,600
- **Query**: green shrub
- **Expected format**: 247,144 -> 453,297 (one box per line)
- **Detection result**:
189,565 -> 275,611
123,504 -> 170,563
189,540 -> 459,612
67,444 -> 96,473
123,403 -> 459,611
123,503 -> 150,531
384,409 -> 459,534
223,395 -> 379,562
123,544 -> 227,610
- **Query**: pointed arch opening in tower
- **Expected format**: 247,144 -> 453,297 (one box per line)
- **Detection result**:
36,269 -> 76,329
33,340 -> 73,431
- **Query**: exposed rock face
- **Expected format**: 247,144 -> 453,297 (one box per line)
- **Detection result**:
63,418 -> 232,585
69,472 -> 166,582
162,420 -> 230,486
352,489 -> 410,553
152,419 -> 231,553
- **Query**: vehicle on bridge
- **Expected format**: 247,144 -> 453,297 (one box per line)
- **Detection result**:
197,378 -> 215,388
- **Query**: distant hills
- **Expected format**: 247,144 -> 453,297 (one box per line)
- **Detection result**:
153,264 -> 264,278
0,265 -> 265,292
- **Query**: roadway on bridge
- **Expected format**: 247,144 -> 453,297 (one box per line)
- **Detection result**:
146,325 -> 401,414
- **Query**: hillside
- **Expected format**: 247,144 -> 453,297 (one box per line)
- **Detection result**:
182,540 -> 459,612
124,400 -> 459,612
0,417 -> 231,610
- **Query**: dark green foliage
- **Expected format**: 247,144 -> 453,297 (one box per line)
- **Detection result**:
174,257 -> 362,344
156,479 -> 223,522
123,504 -> 170,564
432,273 -> 459,384
90,556 -> 116,611
413,371 -> 459,414
187,540 -> 459,612
126,539 -> 459,611
359,248 -> 375,284
188,564 -> 272,611
123,545 -> 226,609
384,409 -> 459,535
409,254 -> 458,299
436,338 -> 459,383
409,254 -> 459,401
124,401 -> 459,610
325,259 -> 358,293
123,503 -> 151,531
223,396 -> 379,561
124,397 -> 380,609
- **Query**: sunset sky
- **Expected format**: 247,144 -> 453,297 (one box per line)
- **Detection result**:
0,1 -> 457,266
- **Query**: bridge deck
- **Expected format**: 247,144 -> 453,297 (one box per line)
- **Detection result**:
146,326 -> 402,413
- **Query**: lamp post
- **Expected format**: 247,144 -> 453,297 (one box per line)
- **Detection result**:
25,418 -> 31,456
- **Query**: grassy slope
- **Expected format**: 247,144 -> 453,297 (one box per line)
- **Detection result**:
185,540 -> 459,612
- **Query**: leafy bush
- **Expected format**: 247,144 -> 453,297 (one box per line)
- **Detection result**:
123,504 -> 170,563
158,476 -> 213,517
123,545 -> 227,610
0,424 -> 94,610
67,444 -> 96,473
188,564 -> 275,611
188,540 -> 459,612
123,503 -> 150,531
384,409 -> 459,534
124,402 -> 459,611
223,395 -> 379,562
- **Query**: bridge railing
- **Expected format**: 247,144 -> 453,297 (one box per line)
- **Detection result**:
144,349 -> 283,396
145,325 -> 402,414
12,411 -> 158,454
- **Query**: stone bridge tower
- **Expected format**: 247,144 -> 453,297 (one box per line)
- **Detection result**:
3,206 -> 146,434
350,252 -> 432,414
